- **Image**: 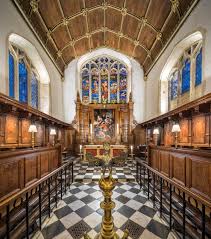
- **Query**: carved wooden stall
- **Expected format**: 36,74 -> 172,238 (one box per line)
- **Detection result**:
148,146 -> 211,203
0,93 -> 75,151
0,146 -> 62,201
134,93 -> 211,148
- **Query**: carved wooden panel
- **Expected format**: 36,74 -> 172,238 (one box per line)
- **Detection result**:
40,152 -> 49,177
21,119 -> 31,144
192,115 -> 209,146
164,122 -> 174,146
179,118 -> 190,144
170,153 -> 186,186
24,155 -> 38,186
159,151 -> 170,177
5,115 -> 18,144
36,123 -> 44,146
187,155 -> 211,200
150,149 -> 159,171
0,158 -> 24,199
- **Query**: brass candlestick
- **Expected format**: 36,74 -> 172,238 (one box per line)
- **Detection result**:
31,132 -> 35,149
85,143 -> 129,239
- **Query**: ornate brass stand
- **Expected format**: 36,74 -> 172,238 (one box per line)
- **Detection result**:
84,143 -> 129,239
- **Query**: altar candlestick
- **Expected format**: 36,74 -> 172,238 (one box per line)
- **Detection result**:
79,145 -> 82,154
130,145 -> 133,154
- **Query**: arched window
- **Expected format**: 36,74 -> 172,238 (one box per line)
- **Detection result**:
31,72 -> 38,108
181,58 -> 191,94
19,59 -> 28,103
81,56 -> 128,104
195,48 -> 202,86
8,44 -> 40,109
9,51 -> 15,98
170,70 -> 179,100
167,40 -> 202,110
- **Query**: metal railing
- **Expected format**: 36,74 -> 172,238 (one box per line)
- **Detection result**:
136,159 -> 211,239
0,159 -> 74,239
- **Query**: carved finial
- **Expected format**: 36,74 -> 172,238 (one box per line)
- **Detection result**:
121,8 -> 127,16
144,75 -> 148,81
57,50 -> 62,58
76,91 -> 81,103
30,0 -> 39,12
171,0 -> 179,13
156,32 -> 162,41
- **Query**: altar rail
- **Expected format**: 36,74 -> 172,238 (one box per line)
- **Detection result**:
0,159 -> 74,239
0,146 -> 62,201
136,159 -> 211,239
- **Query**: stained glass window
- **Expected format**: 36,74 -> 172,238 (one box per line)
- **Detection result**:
81,69 -> 89,103
195,48 -> 202,86
181,59 -> 191,94
119,68 -> 127,103
170,70 -> 179,100
19,59 -> 28,103
31,72 -> 38,108
9,52 -> 15,98
81,56 -> 128,104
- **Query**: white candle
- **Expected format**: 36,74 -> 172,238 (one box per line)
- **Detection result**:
130,145 -> 133,154
90,124 -> 93,135
116,123 -> 119,135
79,145 -> 82,153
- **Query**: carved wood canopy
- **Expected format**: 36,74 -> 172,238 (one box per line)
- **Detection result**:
14,0 -> 199,75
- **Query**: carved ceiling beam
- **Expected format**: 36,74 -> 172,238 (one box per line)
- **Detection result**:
132,0 -> 152,58
30,0 -> 66,66
103,1 -> 107,46
60,27 -> 149,61
56,0 -> 77,59
117,0 -> 127,50
82,0 -> 91,52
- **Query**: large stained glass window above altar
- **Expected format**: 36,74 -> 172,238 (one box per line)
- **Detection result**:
81,56 -> 128,104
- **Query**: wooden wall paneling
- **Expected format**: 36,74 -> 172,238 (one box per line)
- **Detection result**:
0,156 -> 24,199
164,121 -> 174,146
40,152 -> 49,177
24,155 -> 39,186
159,150 -> 170,177
150,149 -> 160,171
192,114 -> 209,147
35,123 -> 44,146
5,115 -> 18,145
186,155 -> 211,200
178,118 -> 191,146
0,115 -> 5,145
21,119 -> 31,145
170,153 -> 186,186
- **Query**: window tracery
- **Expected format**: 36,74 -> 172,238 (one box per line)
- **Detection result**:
168,41 -> 202,109
8,44 -> 40,109
81,56 -> 128,104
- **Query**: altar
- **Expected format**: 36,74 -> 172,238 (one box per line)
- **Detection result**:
83,144 -> 128,161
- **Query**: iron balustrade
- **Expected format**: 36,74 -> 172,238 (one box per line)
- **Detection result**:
0,159 -> 74,239
136,158 -> 211,239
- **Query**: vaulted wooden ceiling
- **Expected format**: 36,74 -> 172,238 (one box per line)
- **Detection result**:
14,0 -> 198,75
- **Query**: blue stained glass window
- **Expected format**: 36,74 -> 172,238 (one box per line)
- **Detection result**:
9,52 -> 15,98
19,60 -> 28,103
170,71 -> 179,100
195,48 -> 202,86
181,59 -> 191,94
31,72 -> 38,108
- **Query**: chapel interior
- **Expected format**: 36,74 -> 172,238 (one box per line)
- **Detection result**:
0,0 -> 211,239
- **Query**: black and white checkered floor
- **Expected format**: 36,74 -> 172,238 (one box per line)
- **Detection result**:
33,180 -> 177,239
74,160 -> 136,182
